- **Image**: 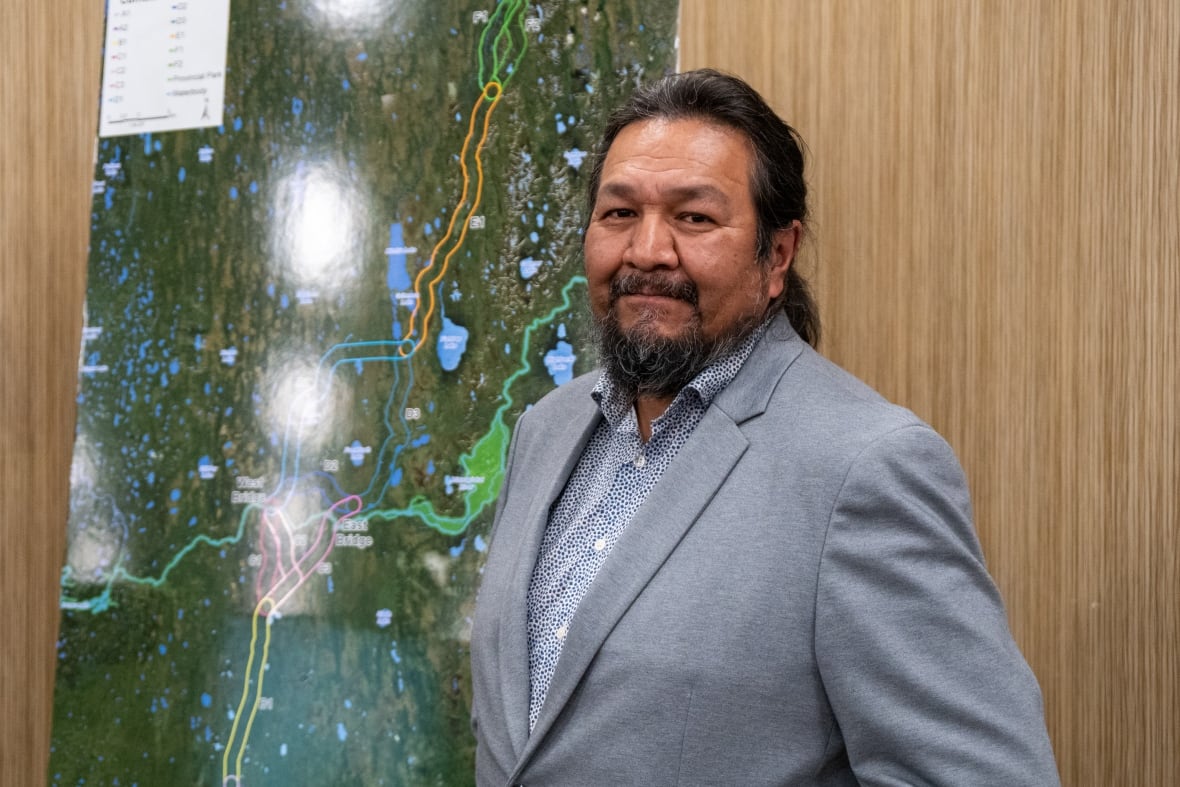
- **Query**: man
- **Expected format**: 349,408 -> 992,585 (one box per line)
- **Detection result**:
470,69 -> 1059,785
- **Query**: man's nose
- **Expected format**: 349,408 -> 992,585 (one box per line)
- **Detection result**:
625,215 -> 678,270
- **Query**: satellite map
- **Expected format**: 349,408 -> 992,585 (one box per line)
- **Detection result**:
51,1 -> 677,783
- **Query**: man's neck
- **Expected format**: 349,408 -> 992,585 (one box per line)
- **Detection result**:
634,394 -> 675,442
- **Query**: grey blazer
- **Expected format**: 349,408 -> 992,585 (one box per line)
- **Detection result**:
470,315 -> 1059,786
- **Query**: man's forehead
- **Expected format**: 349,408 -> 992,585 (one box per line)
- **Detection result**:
594,117 -> 755,202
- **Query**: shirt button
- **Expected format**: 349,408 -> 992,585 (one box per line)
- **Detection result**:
593,537 -> 606,552
633,454 -> 646,468
555,624 -> 568,640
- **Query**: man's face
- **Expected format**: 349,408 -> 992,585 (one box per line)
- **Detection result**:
584,117 -> 795,381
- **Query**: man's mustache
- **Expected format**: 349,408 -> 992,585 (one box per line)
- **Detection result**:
609,272 -> 699,306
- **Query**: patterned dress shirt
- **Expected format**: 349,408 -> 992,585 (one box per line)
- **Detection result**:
524,322 -> 767,731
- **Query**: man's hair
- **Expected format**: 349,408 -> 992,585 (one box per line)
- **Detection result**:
585,68 -> 820,347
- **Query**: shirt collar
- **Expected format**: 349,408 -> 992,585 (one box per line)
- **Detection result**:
590,317 -> 770,427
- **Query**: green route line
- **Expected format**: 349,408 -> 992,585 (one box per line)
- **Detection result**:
477,0 -> 529,91
368,275 -> 587,536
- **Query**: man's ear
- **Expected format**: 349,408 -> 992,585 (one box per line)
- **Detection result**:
765,220 -> 802,300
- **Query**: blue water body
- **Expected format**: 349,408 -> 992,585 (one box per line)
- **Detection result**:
563,148 -> 588,169
475,534 -> 488,552
425,459 -> 435,476
169,359 -> 180,375
201,693 -> 212,708
233,117 -> 243,131
436,317 -> 468,371
386,223 -> 410,289
544,340 -> 577,385
557,323 -> 567,338
356,52 -> 367,61
292,97 -> 303,116
336,723 -> 347,742
389,468 -> 402,487
229,186 -> 239,200
177,167 -> 186,183
411,434 -> 430,448
170,489 -> 181,501
519,257 -> 541,279
342,79 -> 351,90
348,439 -> 366,467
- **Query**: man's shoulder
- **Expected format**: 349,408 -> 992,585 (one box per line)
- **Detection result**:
789,345 -> 927,432
742,327 -> 933,449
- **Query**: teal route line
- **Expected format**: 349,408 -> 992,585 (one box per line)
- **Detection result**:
59,276 -> 588,613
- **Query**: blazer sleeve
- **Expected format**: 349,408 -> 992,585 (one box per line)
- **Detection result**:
814,424 -> 1060,786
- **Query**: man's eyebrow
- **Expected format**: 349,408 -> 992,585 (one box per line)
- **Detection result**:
596,181 -> 732,204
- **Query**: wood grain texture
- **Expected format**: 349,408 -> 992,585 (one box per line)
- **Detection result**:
0,0 -> 103,783
682,1 -> 1178,783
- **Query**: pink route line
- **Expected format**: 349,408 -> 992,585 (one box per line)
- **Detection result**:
255,509 -> 287,601
254,495 -> 362,612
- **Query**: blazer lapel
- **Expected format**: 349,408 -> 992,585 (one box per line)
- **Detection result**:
494,394 -> 602,758
512,316 -> 806,771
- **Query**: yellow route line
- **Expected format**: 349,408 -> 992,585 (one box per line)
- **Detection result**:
221,596 -> 275,782
235,606 -> 275,778
400,80 -> 503,355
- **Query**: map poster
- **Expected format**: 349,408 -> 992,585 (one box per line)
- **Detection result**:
52,2 -> 677,784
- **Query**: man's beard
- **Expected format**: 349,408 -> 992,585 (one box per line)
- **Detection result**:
593,271 -> 765,399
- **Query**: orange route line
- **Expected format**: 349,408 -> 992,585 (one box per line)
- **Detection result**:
400,80 -> 503,356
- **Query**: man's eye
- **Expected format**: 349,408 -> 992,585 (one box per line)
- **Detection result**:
603,208 -> 635,219
683,213 -> 713,224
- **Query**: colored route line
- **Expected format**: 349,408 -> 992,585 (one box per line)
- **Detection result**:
399,0 -> 528,355
399,79 -> 503,355
477,0 -> 529,90
221,494 -> 361,785
381,275 -> 586,535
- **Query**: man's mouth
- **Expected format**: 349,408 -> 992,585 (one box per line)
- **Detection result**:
610,273 -> 698,306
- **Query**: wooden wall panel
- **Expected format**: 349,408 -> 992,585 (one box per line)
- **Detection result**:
682,1 -> 1178,784
0,0 -> 102,783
